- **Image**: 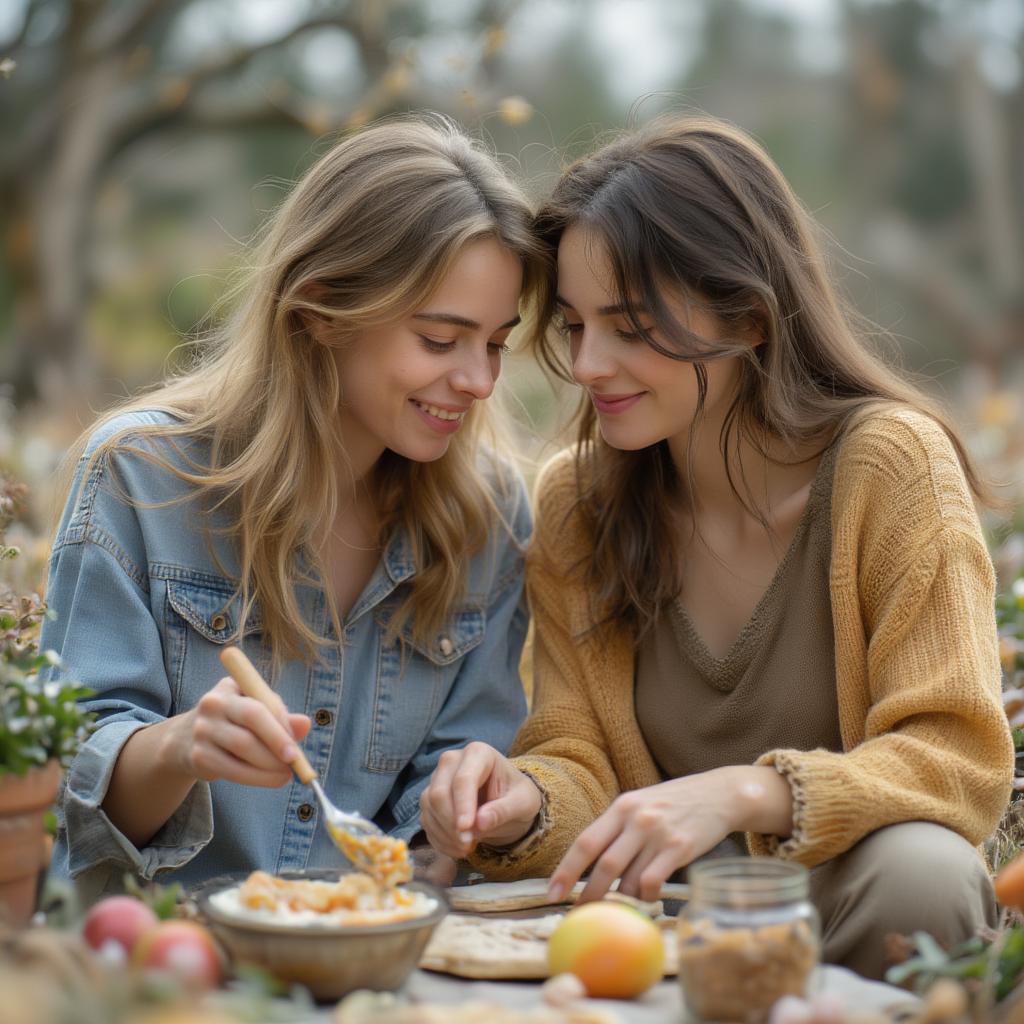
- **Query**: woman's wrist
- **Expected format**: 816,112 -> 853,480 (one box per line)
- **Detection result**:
150,713 -> 200,783
481,774 -> 544,849
727,764 -> 794,838
512,773 -> 545,840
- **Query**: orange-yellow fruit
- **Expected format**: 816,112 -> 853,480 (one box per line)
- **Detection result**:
995,852 -> 1024,911
547,901 -> 665,999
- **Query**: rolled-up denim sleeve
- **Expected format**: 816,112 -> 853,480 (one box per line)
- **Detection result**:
43,452 -> 214,882
386,473 -> 531,840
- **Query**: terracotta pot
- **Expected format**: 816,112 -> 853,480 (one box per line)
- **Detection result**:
0,760 -> 61,926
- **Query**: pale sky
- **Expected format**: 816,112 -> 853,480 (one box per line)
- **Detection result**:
1,0 -> 1019,94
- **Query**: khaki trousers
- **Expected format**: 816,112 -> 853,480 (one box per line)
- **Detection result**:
809,821 -> 997,980
695,821 -> 996,982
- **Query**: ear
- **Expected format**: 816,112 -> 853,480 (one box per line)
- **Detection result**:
745,321 -> 767,349
295,283 -> 336,346
738,309 -> 768,349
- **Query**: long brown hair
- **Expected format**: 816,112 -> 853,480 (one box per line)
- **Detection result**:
531,113 -> 987,641
65,114 -> 549,667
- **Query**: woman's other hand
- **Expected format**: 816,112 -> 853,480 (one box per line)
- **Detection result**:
175,676 -> 312,788
419,741 -> 543,858
548,765 -> 793,903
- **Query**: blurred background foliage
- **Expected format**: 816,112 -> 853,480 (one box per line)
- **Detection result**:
0,0 -> 1021,673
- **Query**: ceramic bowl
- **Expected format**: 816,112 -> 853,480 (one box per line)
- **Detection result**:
193,869 -> 447,1001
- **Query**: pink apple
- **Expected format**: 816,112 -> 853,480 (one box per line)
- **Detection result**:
132,920 -> 223,990
82,895 -> 159,959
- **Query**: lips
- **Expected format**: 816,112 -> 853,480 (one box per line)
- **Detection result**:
410,399 -> 468,421
590,392 -> 645,415
409,398 -> 468,435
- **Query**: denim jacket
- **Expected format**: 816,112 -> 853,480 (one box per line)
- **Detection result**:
42,411 -> 530,898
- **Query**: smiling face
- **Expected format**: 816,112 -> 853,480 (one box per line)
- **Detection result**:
556,225 -> 745,452
331,236 -> 523,471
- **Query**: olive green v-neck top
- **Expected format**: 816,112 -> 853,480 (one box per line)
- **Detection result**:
634,447 -> 844,781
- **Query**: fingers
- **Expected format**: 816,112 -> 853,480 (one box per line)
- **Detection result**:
288,712 -> 312,741
635,845 -> 691,902
548,812 -> 624,903
577,829 -> 647,904
190,741 -> 293,788
419,805 -> 462,860
617,843 -> 661,899
475,774 -> 542,836
451,743 -> 500,836
420,743 -> 506,859
208,719 -> 295,773
419,750 -> 468,859
192,677 -> 306,787
216,682 -> 298,762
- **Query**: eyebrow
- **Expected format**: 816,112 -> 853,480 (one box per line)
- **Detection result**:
554,296 -> 648,317
413,312 -> 521,331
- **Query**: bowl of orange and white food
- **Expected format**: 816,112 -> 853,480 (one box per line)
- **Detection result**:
193,837 -> 446,1000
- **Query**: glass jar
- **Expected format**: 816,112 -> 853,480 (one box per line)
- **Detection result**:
677,857 -> 820,1023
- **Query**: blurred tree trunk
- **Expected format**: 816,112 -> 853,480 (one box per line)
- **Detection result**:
0,0 -> 521,411
840,0 -> 1022,383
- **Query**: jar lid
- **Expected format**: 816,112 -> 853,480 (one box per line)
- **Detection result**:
688,856 -> 809,906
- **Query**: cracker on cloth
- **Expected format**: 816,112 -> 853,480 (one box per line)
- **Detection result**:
445,878 -> 687,915
418,912 -> 678,980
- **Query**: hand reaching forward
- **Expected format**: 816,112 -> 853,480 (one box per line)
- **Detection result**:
420,741 -> 543,859
547,765 -> 794,904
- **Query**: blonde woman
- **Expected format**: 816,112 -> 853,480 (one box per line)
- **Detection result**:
420,116 -> 1013,979
42,116 -> 547,898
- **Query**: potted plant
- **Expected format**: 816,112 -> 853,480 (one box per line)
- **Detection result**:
0,474 -> 94,926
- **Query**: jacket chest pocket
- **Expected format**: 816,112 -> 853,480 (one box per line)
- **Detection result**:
163,576 -> 266,709
363,606 -> 485,773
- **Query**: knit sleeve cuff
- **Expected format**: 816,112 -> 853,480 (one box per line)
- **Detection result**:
469,769 -> 551,871
747,750 -> 808,859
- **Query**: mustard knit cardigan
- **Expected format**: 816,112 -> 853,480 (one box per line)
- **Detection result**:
471,408 -> 1013,877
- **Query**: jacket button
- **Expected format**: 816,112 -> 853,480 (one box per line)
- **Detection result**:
438,636 -> 454,656
314,708 -> 333,727
297,803 -> 314,822
210,613 -> 227,630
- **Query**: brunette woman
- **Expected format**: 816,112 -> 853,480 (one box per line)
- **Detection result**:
420,115 -> 1013,979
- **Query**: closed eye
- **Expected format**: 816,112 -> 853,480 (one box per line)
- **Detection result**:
418,334 -> 456,353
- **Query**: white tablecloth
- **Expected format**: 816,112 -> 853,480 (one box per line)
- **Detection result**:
402,964 -> 920,1021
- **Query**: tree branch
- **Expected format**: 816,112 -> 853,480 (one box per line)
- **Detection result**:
102,95 -> 308,172
173,11 -> 365,95
85,0 -> 182,59
107,9 -> 372,149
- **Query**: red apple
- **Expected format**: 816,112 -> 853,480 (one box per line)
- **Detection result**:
132,920 -> 222,990
82,895 -> 159,959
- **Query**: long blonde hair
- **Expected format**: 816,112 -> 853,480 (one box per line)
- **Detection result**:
66,115 -> 548,666
530,114 -> 988,641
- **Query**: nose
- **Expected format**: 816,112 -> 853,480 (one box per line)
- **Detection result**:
570,328 -> 615,387
450,347 -> 497,401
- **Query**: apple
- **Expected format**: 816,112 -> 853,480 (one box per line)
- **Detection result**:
547,900 -> 665,999
132,920 -> 222,991
82,895 -> 159,960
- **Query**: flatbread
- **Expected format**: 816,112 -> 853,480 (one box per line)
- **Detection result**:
445,878 -> 688,914
419,912 -> 678,980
